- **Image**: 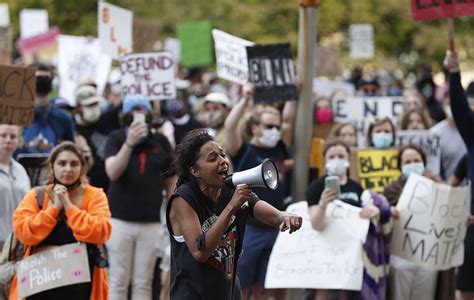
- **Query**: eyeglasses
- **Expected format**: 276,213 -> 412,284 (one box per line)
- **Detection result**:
261,123 -> 281,130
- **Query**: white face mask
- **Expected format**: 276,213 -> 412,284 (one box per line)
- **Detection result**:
259,128 -> 281,148
82,106 -> 101,123
325,159 -> 350,176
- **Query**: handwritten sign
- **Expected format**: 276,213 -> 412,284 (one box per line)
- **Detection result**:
0,3 -> 10,27
0,65 -> 35,126
265,201 -> 369,290
391,174 -> 470,270
57,35 -> 112,106
313,79 -> 355,98
411,0 -> 474,21
17,27 -> 59,65
246,43 -> 297,104
98,2 -> 133,59
17,243 -> 90,298
396,130 -> 441,175
120,51 -> 176,100
349,24 -> 374,60
212,29 -> 255,85
177,21 -> 213,68
333,96 -> 403,147
19,9 -> 48,39
353,148 -> 401,193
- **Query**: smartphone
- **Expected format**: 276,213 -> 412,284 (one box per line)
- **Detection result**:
133,113 -> 146,124
325,175 -> 341,198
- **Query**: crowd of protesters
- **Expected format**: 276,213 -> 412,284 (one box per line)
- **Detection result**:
1,47 -> 473,300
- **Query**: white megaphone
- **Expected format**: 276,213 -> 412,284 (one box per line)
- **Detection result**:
225,158 -> 279,190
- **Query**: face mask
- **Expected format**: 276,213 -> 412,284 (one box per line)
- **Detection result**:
402,162 -> 425,177
325,159 -> 350,176
259,127 -> 281,148
372,132 -> 393,149
82,106 -> 102,123
315,108 -> 333,124
207,110 -> 226,128
36,75 -> 53,96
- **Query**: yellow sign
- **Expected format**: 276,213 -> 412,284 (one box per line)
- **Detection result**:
356,148 -> 400,193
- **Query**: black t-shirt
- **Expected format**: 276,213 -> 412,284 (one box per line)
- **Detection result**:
306,176 -> 363,207
172,116 -> 203,146
104,128 -> 174,222
166,180 -> 252,300
231,141 -> 289,227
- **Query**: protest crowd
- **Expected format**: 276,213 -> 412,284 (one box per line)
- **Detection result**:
0,2 -> 474,300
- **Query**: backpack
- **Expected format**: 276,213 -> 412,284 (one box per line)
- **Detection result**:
0,186 -> 51,295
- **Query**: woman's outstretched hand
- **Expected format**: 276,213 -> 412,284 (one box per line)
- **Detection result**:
277,212 -> 303,234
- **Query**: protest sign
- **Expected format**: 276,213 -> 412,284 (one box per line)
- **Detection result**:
265,201 -> 369,290
20,9 -> 48,39
177,21 -> 213,67
0,65 -> 35,126
396,130 -> 441,175
349,24 -> 374,60
352,148 -> 401,193
0,3 -> 10,27
212,29 -> 255,85
0,27 -> 12,65
246,44 -> 297,104
57,35 -> 112,105
313,79 -> 355,98
17,27 -> 59,65
411,0 -> 474,21
17,243 -> 91,298
98,2 -> 133,59
333,96 -> 403,147
120,51 -> 176,100
164,38 -> 181,65
392,174 -> 470,270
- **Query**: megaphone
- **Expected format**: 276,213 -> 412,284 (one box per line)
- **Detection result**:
225,158 -> 279,190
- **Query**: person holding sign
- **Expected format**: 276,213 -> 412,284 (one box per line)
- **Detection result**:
383,145 -> 441,300
306,140 -> 382,300
166,129 -> 302,300
9,141 -> 112,300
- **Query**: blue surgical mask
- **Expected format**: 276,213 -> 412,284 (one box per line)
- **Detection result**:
372,132 -> 393,149
402,162 -> 425,177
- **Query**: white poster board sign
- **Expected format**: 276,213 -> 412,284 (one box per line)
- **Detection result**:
265,201 -> 369,290
0,3 -> 10,27
20,9 -> 48,38
58,35 -> 112,105
350,24 -> 374,60
396,130 -> 441,175
313,79 -> 355,98
333,96 -> 403,147
98,2 -> 133,59
212,29 -> 255,85
17,243 -> 90,298
391,174 -> 470,270
120,51 -> 176,100
164,38 -> 181,64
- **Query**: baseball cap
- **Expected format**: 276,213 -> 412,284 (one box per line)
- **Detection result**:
123,95 -> 152,114
204,92 -> 231,107
75,84 -> 103,106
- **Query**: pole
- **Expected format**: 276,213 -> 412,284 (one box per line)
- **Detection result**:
447,18 -> 455,53
291,0 -> 319,204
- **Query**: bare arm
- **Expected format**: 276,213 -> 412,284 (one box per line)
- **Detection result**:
224,84 -> 254,157
164,175 -> 177,200
308,187 -> 338,231
253,200 -> 302,233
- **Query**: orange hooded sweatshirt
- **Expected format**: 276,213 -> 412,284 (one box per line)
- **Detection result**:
9,184 -> 112,300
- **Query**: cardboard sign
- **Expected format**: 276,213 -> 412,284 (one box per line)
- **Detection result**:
20,9 -> 49,39
212,29 -> 255,85
177,21 -> 213,67
0,27 -> 12,65
0,65 -> 35,126
246,43 -> 297,103
313,79 -> 355,98
349,24 -> 374,60
98,2 -> 133,59
17,27 -> 59,65
17,243 -> 91,298
353,148 -> 401,193
57,35 -> 112,105
265,201 -> 369,290
396,130 -> 441,175
120,51 -> 176,100
392,174 -> 470,270
411,0 -> 474,21
0,3 -> 10,27
333,96 -> 403,147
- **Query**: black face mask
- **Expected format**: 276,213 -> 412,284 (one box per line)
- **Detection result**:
36,75 -> 53,96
